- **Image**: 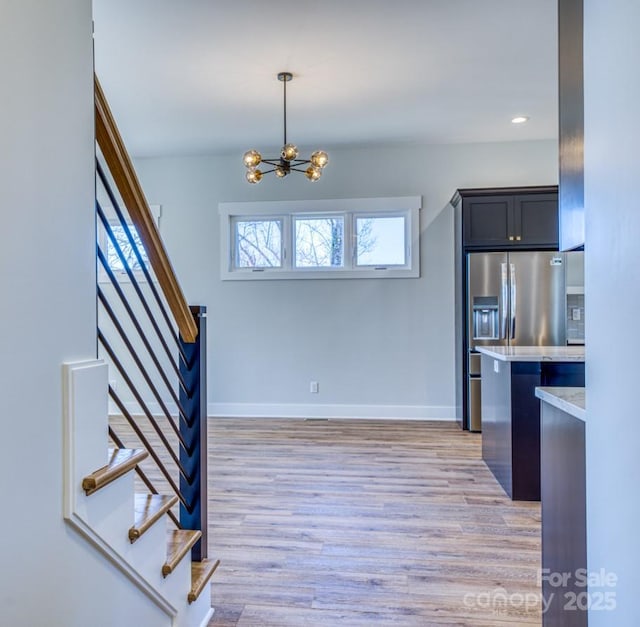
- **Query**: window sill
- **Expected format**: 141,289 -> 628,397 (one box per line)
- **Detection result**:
221,267 -> 419,281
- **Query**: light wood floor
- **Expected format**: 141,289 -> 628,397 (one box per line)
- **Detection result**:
205,419 -> 542,626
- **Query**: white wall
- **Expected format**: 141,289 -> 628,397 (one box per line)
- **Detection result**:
584,2 -> 640,624
0,2 -> 167,625
134,139 -> 557,418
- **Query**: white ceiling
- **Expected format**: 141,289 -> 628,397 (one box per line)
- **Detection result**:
92,0 -> 558,158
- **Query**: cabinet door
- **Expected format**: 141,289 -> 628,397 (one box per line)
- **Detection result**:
513,193 -> 559,248
463,196 -> 513,247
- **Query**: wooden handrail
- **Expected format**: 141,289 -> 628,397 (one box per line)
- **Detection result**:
94,74 -> 198,343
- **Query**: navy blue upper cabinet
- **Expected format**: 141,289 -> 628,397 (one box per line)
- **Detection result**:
459,187 -> 559,250
463,194 -> 512,248
514,194 -> 559,248
558,0 -> 585,251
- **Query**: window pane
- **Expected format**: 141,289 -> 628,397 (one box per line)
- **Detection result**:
235,219 -> 282,268
295,217 -> 344,268
356,216 -> 406,266
107,225 -> 149,273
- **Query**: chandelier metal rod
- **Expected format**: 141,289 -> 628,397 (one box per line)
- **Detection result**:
261,158 -> 310,166
283,73 -> 287,146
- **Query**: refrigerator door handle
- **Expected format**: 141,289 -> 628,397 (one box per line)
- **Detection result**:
510,263 -> 517,340
500,263 -> 508,339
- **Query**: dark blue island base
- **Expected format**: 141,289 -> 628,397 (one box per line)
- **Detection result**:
480,356 -> 585,501
538,391 -> 587,627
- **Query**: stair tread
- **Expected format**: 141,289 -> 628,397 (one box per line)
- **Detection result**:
188,559 -> 220,604
162,529 -> 202,577
129,493 -> 178,543
82,448 -> 148,496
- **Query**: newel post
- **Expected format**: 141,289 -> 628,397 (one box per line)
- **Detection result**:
179,305 -> 208,561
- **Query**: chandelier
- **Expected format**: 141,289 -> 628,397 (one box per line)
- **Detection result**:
243,72 -> 329,183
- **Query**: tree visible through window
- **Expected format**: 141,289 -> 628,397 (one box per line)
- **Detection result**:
106,225 -> 149,273
356,216 -> 406,266
220,196 -> 420,279
235,219 -> 282,268
295,217 -> 345,268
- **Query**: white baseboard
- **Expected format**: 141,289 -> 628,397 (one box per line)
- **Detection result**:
111,399 -> 456,421
207,402 -> 456,421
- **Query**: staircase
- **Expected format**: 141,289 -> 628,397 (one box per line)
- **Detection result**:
62,75 -> 217,627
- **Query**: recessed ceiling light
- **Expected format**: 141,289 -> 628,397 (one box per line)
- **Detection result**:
511,116 -> 530,124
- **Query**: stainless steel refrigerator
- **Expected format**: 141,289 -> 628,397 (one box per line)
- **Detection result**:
465,251 -> 567,431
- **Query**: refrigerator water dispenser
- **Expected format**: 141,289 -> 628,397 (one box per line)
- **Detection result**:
472,296 -> 499,340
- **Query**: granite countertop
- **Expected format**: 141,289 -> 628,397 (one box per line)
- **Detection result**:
535,386 -> 586,422
477,345 -> 585,362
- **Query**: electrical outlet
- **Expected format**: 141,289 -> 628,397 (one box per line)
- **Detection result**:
493,360 -> 500,373
310,381 -> 319,394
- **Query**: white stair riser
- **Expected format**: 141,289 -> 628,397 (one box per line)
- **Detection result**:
78,473 -> 134,538
154,551 -> 194,609
116,502 -> 169,580
179,590 -> 214,627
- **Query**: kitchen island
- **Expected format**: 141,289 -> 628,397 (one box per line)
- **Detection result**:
536,387 -> 587,627
478,346 -> 585,500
